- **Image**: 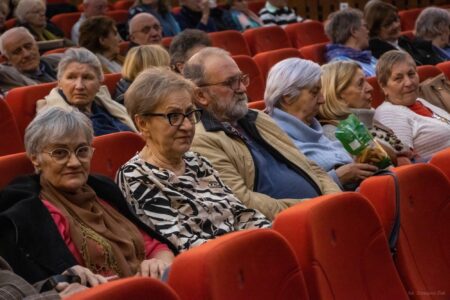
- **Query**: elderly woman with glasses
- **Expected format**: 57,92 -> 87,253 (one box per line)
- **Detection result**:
116,68 -> 270,253
264,58 -> 378,190
0,107 -> 176,285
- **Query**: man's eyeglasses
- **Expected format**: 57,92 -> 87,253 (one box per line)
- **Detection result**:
141,109 -> 202,126
44,146 -> 95,164
198,74 -> 249,91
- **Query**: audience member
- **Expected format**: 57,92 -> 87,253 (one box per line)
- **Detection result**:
319,60 -> 412,163
174,0 -> 238,32
324,8 -> 377,77
374,50 -> 450,160
115,44 -> 170,104
0,27 -> 59,92
79,16 -> 123,73
0,107 -> 175,284
364,0 -> 441,65
71,0 -> 108,44
128,12 -> 163,47
169,28 -> 211,73
415,7 -> 450,62
264,58 -> 376,190
0,1 -> 9,34
37,48 -> 136,136
184,47 -> 340,220
129,0 -> 180,37
258,0 -> 302,27
0,256 -> 89,299
116,68 -> 270,252
14,0 -> 65,41
227,0 -> 262,31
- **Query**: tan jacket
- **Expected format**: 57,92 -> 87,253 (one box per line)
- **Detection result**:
192,110 -> 340,220
36,85 -> 137,132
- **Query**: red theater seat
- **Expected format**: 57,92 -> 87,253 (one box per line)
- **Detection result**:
209,30 -> 251,56
299,42 -> 327,65
367,76 -> 385,108
274,192 -> 409,300
253,48 -> 303,82
68,277 -> 179,300
398,8 -> 423,31
0,100 -> 24,156
168,229 -> 310,300
50,12 -> 82,38
284,21 -> 329,48
103,73 -> 122,97
91,132 -> 145,179
430,148 -> 450,182
359,164 -> 450,298
0,152 -> 33,189
417,65 -> 442,82
243,26 -> 292,55
437,61 -> 450,80
248,100 -> 265,110
232,55 -> 265,101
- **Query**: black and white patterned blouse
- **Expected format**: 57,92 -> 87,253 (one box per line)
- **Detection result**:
116,151 -> 271,252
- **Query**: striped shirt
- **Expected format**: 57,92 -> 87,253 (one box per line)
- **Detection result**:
374,99 -> 450,160
259,2 -> 302,26
116,151 -> 271,252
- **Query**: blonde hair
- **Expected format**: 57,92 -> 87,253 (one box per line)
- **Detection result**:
121,45 -> 170,81
319,61 -> 361,121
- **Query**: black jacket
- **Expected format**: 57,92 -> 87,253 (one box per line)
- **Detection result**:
369,36 -> 445,66
0,174 -> 177,284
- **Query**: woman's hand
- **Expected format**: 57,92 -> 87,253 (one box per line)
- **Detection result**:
336,163 -> 378,185
136,258 -> 170,279
64,265 -> 107,287
55,282 -> 88,298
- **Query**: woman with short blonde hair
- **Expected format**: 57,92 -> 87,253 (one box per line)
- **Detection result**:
115,45 -> 170,104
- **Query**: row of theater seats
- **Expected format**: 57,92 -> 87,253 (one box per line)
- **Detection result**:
0,132 -> 449,299
2,60 -> 450,157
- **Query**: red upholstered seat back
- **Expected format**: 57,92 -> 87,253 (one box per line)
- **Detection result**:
0,100 -> 24,156
253,48 -> 303,82
243,26 -> 292,55
284,20 -> 329,48
103,73 -> 122,97
91,132 -> 145,179
5,82 -> 58,138
248,100 -> 265,110
398,8 -> 423,31
68,277 -> 179,300
299,42 -> 327,65
232,55 -> 265,101
360,164 -> 450,297
430,148 -> 450,181
367,76 -> 385,108
417,65 -> 442,82
209,30 -> 251,56
0,152 -> 34,189
273,192 -> 408,300
437,61 -> 450,80
168,229 -> 310,300
50,12 -> 82,38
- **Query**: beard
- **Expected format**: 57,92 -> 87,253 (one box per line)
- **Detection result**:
206,92 -> 249,123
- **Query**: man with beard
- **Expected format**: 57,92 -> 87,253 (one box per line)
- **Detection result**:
0,27 -> 60,93
184,47 -> 340,220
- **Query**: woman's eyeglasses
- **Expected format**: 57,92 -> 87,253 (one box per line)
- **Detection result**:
141,109 -> 203,126
44,146 -> 95,164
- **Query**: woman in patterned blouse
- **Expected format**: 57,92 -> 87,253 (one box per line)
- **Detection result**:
116,68 -> 271,252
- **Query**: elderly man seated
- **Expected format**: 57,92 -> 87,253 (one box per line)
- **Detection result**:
184,47 -> 340,220
0,27 -> 59,93
128,13 -> 162,47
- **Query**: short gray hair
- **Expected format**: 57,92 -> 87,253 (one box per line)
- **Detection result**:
24,106 -> 94,157
415,7 -> 450,40
125,67 -> 195,128
169,29 -> 212,71
0,27 -> 35,57
325,8 -> 363,44
57,48 -> 104,82
264,58 -> 322,115
15,0 -> 45,22
183,47 -> 230,86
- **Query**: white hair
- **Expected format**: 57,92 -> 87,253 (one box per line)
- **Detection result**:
264,58 -> 322,115
0,27 -> 35,57
57,47 -> 104,82
15,0 -> 45,23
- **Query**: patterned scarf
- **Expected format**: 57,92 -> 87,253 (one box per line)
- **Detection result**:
40,177 -> 145,277
326,44 -> 373,64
